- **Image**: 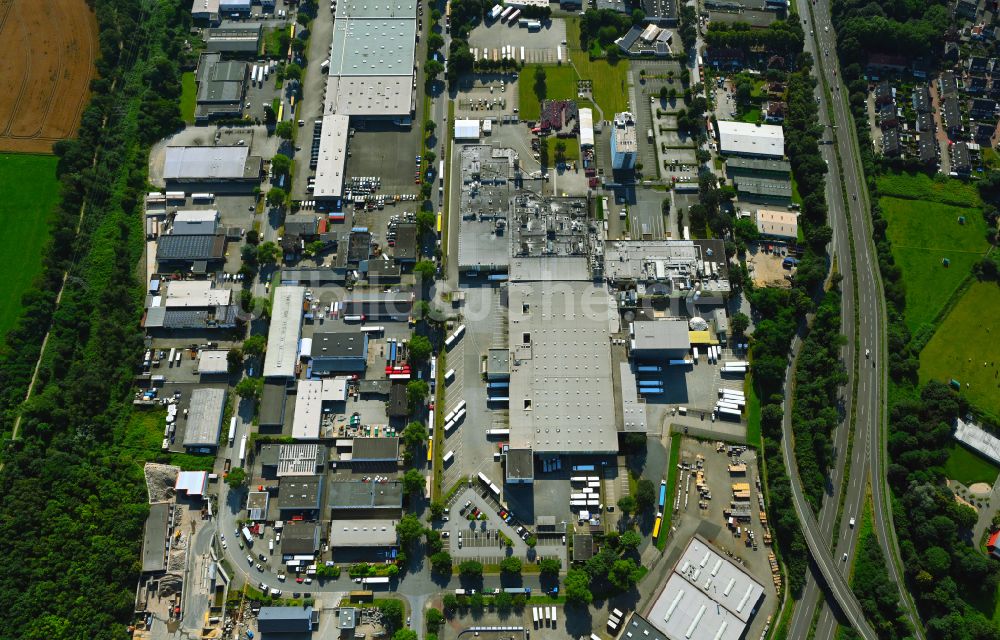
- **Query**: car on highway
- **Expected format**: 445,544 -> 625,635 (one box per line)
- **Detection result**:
842,553 -> 848,561
849,517 -> 856,527
865,349 -> 870,358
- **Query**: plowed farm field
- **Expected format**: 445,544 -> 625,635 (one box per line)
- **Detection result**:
0,0 -> 97,153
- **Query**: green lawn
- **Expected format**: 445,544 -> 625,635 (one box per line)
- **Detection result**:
942,442 -> 1000,486
564,16 -> 631,116
121,406 -> 217,471
547,136 -> 580,163
0,154 -> 60,338
739,107 -> 761,123
877,172 -> 981,208
879,196 -> 989,332
657,433 -> 682,551
517,64 -> 579,121
180,71 -> 197,124
920,282 -> 1000,420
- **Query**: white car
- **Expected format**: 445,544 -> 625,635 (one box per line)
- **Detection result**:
865,349 -> 870,358
277,574 -> 286,581
849,517 -> 856,527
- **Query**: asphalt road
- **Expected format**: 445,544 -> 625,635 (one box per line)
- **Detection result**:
787,2 -> 924,638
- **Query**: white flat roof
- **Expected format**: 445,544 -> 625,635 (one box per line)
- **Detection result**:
579,108 -> 594,147
164,146 -> 249,180
954,418 -> 1000,465
314,113 -> 350,199
293,380 -> 323,440
756,209 -> 798,239
455,119 -> 480,140
329,519 -> 398,546
164,280 -> 232,307
263,286 -> 306,378
197,349 -> 230,374
717,121 -> 784,157
174,210 -> 219,223
325,75 -> 414,117
175,471 -> 208,496
646,536 -> 767,640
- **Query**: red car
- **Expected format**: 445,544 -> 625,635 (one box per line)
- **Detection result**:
296,577 -> 304,583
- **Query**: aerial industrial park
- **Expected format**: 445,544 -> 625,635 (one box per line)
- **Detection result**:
4,0 -> 1000,638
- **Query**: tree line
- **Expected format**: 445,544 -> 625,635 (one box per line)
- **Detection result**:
0,0 -> 193,638
830,0 -> 1000,635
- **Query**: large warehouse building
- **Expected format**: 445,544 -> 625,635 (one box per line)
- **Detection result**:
641,535 -> 767,640
716,120 -> 785,158
507,281 -> 620,455
162,145 -> 262,184
324,0 -> 417,119
263,286 -> 306,378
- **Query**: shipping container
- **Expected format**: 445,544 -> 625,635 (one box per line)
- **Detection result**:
572,465 -> 595,472
228,417 -> 237,446
489,4 -> 502,19
486,429 -> 510,437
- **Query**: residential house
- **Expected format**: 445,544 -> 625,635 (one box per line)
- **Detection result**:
882,128 -> 901,157
969,75 -> 989,94
763,101 -> 786,123
912,85 -> 932,113
942,95 -> 963,136
955,0 -> 978,21
972,98 -> 997,118
874,80 -> 894,106
943,41 -> 961,64
916,111 -> 934,132
918,134 -> 939,165
878,102 -> 899,129
968,56 -> 990,74
975,121 -> 997,144
952,141 -> 972,174
939,71 -> 959,97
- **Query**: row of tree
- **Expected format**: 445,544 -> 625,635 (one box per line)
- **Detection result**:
0,0 -> 195,637
830,0 -> 1000,635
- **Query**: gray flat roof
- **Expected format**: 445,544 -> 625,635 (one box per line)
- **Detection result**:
312,331 -> 368,360
260,380 -> 289,425
258,607 -> 313,633
164,146 -> 252,180
156,234 -> 226,261
281,521 -> 321,555
329,519 -> 399,546
508,282 -> 619,454
142,502 -> 170,573
394,223 -> 418,261
351,437 -> 400,461
263,286 -> 305,378
335,0 -> 417,17
487,348 -> 510,378
278,475 -> 324,510
506,448 -> 534,481
328,479 -> 403,510
619,363 -> 648,433
325,75 -> 414,117
725,156 -> 790,174
632,319 -> 691,352
183,388 -> 227,447
329,18 -> 416,76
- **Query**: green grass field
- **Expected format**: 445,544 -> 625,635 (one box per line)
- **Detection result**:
516,65 -> 579,121
879,195 -> 989,332
564,16 -> 631,116
920,281 -> 1000,419
181,71 -> 197,124
657,433 -> 682,551
941,442 -> 1000,486
877,172 -> 981,208
0,154 -> 60,338
547,136 -> 580,163
121,406 -> 217,471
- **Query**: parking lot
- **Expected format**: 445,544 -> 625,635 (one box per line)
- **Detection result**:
468,16 -> 567,53
441,487 -> 532,562
344,122 -> 427,195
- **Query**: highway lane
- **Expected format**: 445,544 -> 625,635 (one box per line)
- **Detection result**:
798,1 -> 924,638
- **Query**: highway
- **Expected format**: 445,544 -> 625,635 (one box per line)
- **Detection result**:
786,1 -> 924,638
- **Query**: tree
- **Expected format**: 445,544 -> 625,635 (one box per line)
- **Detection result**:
429,499 -> 447,519
617,494 -> 637,516
442,594 -> 459,612
266,187 -> 287,208
396,514 -> 425,547
296,11 -> 310,26
564,569 -> 593,606
284,63 -> 303,81
402,420 -> 428,450
425,119 -> 437,134
226,467 -> 246,489
407,380 -> 430,410
608,558 -> 642,591
730,312 -> 750,337
425,59 -> 444,78
430,551 -> 453,575
425,608 -> 444,630
659,85 -> 669,101
427,32 -> 445,52
304,240 -> 327,257
243,335 -> 267,358
533,65 -> 547,101
494,591 -> 513,612
402,468 -> 425,495
380,600 -> 404,630
619,530 -> 642,552
235,376 -> 262,401
227,347 -> 244,374
606,45 -> 620,64
392,629 -> 410,640
257,241 -> 281,265
459,559 -> 483,577
539,557 -> 561,575
555,140 -> 567,164
636,478 -> 656,511
270,153 -> 291,177
425,529 -> 443,554
416,210 -> 437,235
275,120 -> 295,140
408,334 -> 433,364
734,216 -> 760,242
499,556 -> 522,575
414,260 -> 437,283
